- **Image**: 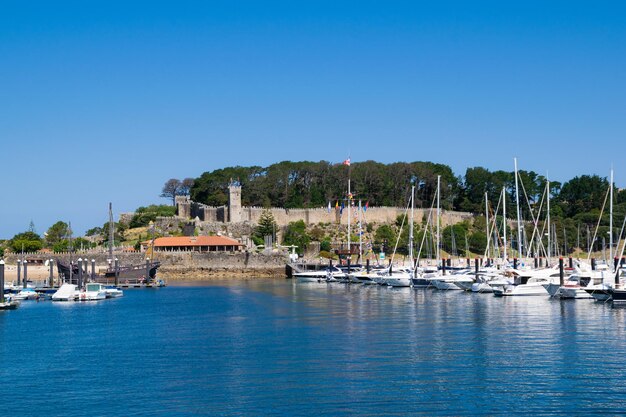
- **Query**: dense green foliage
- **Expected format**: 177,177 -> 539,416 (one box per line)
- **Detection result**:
129,205 -> 177,228
45,221 -> 69,246
52,237 -> 95,253
253,209 -> 278,246
191,161 -> 626,255
191,160 -> 457,209
9,231 -> 43,253
282,220 -> 311,255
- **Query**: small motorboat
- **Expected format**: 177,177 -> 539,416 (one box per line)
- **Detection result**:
78,283 -> 108,301
13,287 -> 39,300
104,286 -> 124,298
0,298 -> 20,310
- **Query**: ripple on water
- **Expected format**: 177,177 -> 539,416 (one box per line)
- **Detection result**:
2,281 -> 626,415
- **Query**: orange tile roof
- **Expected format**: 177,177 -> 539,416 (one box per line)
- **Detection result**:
152,236 -> 243,247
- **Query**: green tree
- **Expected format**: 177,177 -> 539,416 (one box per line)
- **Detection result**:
129,205 -> 176,228
320,238 -> 332,252
254,209 -> 278,245
468,231 -> 487,255
45,221 -> 69,247
85,226 -> 103,237
51,237 -> 93,253
282,220 -> 310,255
9,231 -> 43,253
374,224 -> 397,254
556,175 -> 609,218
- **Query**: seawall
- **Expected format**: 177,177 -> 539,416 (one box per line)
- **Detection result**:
4,251 -> 289,280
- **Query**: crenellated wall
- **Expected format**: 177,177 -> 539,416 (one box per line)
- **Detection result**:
174,194 -> 475,228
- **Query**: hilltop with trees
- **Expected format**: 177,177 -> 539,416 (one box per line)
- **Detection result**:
2,161 -> 623,259
189,161 -> 626,256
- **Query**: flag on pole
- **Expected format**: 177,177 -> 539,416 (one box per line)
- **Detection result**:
340,202 -> 345,215
364,201 -> 369,212
343,158 -> 351,166
327,201 -> 331,213
335,200 -> 339,209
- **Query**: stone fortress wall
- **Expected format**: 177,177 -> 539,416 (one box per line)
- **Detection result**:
173,184 -> 475,230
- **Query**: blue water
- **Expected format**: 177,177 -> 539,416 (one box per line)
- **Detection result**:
2,281 -> 626,416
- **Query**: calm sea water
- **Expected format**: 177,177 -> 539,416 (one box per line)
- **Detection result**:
2,280 -> 626,416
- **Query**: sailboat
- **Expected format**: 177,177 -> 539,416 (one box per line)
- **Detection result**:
384,185 -> 415,287
544,171 -> 614,299
412,177 -> 440,288
470,187 -> 513,293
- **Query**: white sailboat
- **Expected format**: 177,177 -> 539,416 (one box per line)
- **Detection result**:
546,170 -> 613,299
386,185 -> 415,287
412,177 -> 440,288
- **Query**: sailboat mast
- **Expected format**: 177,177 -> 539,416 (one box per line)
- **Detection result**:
485,192 -> 490,258
108,202 -> 114,261
68,221 -> 73,284
436,175 -> 441,264
409,185 -> 415,266
610,168 -> 614,269
547,176 -> 551,265
514,158 -> 523,259
358,199 -> 363,261
503,186 -> 507,261
347,173 -> 351,262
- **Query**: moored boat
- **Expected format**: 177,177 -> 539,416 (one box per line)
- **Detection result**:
51,283 -> 79,302
77,283 -> 107,301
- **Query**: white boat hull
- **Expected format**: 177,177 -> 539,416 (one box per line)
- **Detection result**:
296,276 -> 323,283
493,284 -> 549,297
432,279 -> 463,291
386,277 -> 411,287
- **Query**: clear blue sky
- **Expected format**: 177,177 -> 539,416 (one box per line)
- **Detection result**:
1,1 -> 625,238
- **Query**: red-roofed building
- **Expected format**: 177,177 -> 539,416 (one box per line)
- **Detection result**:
142,236 -> 244,253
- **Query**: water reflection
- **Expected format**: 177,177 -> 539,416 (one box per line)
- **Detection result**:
218,280 -> 626,414
5,280 -> 626,415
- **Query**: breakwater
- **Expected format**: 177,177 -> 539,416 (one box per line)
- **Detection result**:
3,251 -> 289,280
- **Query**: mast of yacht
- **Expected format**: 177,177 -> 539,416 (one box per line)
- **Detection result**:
547,176 -> 551,266
358,199 -> 363,261
514,158 -> 523,260
347,169 -> 351,263
485,192 -> 490,258
108,202 -> 114,262
436,175 -> 441,266
502,186 -> 507,262
68,221 -> 73,285
610,168 -> 614,271
409,185 -> 415,268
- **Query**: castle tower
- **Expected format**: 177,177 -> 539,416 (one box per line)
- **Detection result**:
176,195 -> 191,219
228,181 -> 242,223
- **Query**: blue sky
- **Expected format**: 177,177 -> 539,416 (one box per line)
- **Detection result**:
1,1 -> 625,238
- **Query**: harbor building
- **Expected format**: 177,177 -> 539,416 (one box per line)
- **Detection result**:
143,236 -> 244,253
